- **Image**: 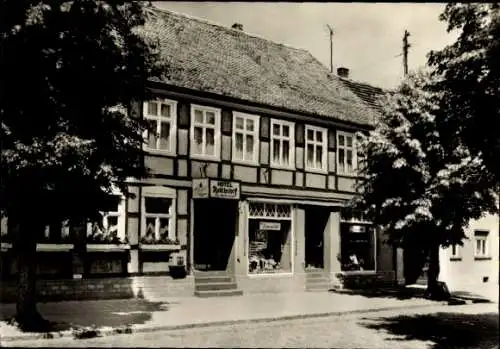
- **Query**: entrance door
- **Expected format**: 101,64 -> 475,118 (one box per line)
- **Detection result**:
305,207 -> 330,269
193,199 -> 238,271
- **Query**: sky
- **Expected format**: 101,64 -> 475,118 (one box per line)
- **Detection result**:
154,2 -> 459,90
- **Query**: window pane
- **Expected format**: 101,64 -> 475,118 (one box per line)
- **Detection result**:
235,133 -> 244,160
194,127 -> 203,154
159,121 -> 170,150
147,102 -> 157,116
145,217 -> 156,237
246,135 -> 254,159
306,144 -> 314,167
316,130 -> 323,142
316,146 -> 323,168
106,216 -> 119,234
145,197 -> 172,214
147,120 -> 158,148
339,135 -> 345,147
160,103 -> 170,118
206,128 -> 215,155
307,129 -> 314,141
283,140 -> 290,164
338,149 -> 345,172
476,240 -> 481,254
273,124 -> 280,136
159,218 -> 169,239
246,119 -> 254,132
235,117 -> 244,130
346,136 -> 353,148
194,110 -> 203,124
347,150 -> 353,171
273,139 -> 280,162
206,112 -> 215,125
282,125 -> 289,138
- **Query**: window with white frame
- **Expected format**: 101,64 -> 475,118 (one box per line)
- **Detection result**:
305,125 -> 327,172
474,230 -> 489,258
233,112 -> 259,164
337,131 -> 357,175
87,194 -> 126,242
191,104 -> 221,160
270,119 -> 295,168
141,194 -> 176,244
143,99 -> 177,154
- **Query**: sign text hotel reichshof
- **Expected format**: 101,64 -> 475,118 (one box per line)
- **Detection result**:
192,179 -> 240,200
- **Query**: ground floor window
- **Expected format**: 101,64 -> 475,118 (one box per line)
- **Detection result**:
248,202 -> 292,274
140,186 -> 177,244
340,222 -> 375,271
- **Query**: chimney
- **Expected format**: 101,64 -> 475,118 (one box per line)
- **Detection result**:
337,67 -> 349,79
231,23 -> 243,31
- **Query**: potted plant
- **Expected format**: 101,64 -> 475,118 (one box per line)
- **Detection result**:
86,226 -> 129,252
169,253 -> 187,279
139,231 -> 180,251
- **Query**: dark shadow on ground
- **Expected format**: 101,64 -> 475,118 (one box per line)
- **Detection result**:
1,298 -> 170,333
359,311 -> 499,349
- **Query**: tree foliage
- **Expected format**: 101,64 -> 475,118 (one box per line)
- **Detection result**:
1,1 -> 162,229
428,3 -> 500,186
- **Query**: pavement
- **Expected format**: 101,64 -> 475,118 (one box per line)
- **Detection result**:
5,303 -> 497,348
0,284 -> 497,343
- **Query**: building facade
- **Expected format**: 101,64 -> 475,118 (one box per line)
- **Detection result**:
1,7 -> 400,300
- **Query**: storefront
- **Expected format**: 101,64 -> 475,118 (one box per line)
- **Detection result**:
246,201 -> 293,275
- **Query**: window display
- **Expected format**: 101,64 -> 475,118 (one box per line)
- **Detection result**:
340,222 -> 375,271
248,203 -> 292,274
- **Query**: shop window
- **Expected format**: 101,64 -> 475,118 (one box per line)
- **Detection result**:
190,104 -> 221,160
270,119 -> 295,169
248,202 -> 293,274
232,112 -> 259,164
340,222 -> 375,272
143,99 -> 177,154
305,125 -> 327,173
474,230 -> 489,258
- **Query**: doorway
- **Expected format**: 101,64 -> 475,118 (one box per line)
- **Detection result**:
304,207 -> 330,269
193,199 -> 238,271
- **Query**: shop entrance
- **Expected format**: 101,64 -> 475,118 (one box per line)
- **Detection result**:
193,199 -> 238,271
304,207 -> 330,269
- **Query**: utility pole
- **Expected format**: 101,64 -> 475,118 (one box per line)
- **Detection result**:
403,30 -> 411,76
326,24 -> 334,73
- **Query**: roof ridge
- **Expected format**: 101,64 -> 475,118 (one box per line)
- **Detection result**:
148,5 -> 309,54
339,76 -> 385,92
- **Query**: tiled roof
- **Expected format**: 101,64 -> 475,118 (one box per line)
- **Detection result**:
338,77 -> 386,113
140,6 -> 380,127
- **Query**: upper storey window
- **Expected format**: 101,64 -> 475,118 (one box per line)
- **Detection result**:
305,125 -> 328,173
143,99 -> 177,155
270,119 -> 295,169
337,131 -> 357,175
232,112 -> 259,164
190,104 -> 221,160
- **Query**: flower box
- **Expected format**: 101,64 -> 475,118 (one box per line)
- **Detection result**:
1,242 -> 12,251
139,244 -> 181,252
86,244 -> 130,252
36,243 -> 74,252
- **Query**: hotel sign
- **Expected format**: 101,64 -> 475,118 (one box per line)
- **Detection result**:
192,179 -> 240,200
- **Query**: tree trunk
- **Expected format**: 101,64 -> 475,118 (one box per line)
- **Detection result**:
14,221 -> 47,331
426,243 -> 446,300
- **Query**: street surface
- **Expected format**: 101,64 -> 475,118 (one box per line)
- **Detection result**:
4,303 -> 498,348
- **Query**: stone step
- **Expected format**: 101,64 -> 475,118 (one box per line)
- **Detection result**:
193,270 -> 230,276
194,289 -> 244,298
195,282 -> 238,291
194,276 -> 234,284
305,273 -> 328,279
